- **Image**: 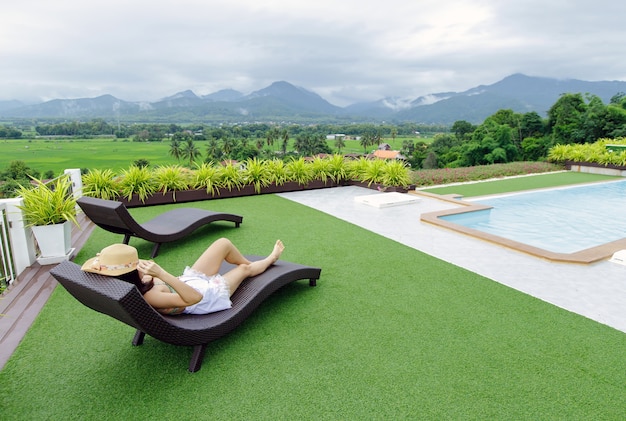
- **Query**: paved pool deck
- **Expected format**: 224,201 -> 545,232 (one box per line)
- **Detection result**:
279,186 -> 626,334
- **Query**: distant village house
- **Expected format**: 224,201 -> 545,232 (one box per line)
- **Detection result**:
370,143 -> 407,161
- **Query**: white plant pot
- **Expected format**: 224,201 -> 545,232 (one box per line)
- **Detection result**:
31,221 -> 72,258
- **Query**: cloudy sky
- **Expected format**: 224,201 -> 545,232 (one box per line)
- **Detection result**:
2,0 -> 625,106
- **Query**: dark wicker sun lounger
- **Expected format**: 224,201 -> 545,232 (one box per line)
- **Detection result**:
77,196 -> 243,257
50,258 -> 321,372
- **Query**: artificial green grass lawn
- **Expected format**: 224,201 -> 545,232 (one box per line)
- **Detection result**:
1,191 -> 625,419
421,171 -> 618,197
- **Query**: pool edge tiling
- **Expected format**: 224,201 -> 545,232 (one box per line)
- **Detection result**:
416,191 -> 626,264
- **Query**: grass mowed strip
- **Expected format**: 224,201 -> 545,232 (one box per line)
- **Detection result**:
1,194 -> 625,419
421,171 -> 619,197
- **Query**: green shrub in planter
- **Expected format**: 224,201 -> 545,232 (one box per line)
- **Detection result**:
217,162 -> 244,191
242,157 -> 272,193
380,160 -> 412,188
547,137 -> 626,166
346,157 -> 370,182
16,175 -> 79,227
118,165 -> 157,203
360,159 -> 386,186
570,144 -> 594,162
265,159 -> 289,186
547,144 -> 569,163
611,151 -> 626,166
154,165 -> 192,200
310,156 -> 333,184
325,154 -> 348,184
285,157 -> 313,185
81,168 -> 120,200
192,162 -> 222,195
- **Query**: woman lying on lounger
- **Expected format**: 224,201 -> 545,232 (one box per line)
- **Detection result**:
81,238 -> 284,315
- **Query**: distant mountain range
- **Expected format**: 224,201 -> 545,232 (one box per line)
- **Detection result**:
2,74 -> 626,125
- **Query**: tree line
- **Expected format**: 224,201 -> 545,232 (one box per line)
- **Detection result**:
407,92 -> 626,169
3,92 -> 626,171
22,120 -> 440,141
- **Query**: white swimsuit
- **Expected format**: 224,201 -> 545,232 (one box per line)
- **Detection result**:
179,267 -> 232,314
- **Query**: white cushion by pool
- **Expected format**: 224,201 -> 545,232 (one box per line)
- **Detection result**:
354,192 -> 421,208
609,249 -> 626,266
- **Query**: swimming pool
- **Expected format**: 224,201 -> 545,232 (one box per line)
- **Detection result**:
420,180 -> 626,263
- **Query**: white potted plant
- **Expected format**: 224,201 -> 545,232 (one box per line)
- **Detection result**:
16,175 -> 79,264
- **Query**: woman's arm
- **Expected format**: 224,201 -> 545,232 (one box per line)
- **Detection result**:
138,260 -> 202,309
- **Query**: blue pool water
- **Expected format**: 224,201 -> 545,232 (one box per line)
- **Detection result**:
439,180 -> 626,254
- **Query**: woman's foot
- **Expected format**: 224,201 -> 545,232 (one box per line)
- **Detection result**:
270,240 -> 285,263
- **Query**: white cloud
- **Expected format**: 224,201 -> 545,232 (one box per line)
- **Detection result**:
1,0 -> 626,106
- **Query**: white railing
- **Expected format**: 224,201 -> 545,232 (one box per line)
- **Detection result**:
0,202 -> 15,288
0,169 -> 82,282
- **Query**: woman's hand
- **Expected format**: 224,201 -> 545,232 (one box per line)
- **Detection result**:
138,259 -> 164,279
138,259 -> 203,309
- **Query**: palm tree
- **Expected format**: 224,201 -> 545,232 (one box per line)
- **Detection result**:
280,129 -> 290,154
334,137 -> 346,153
169,138 -> 182,162
265,127 -> 277,150
360,135 -> 371,153
222,135 -> 235,158
294,132 -> 309,155
205,136 -> 221,161
181,138 -> 201,166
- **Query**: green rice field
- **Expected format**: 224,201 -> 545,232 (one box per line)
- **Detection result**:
1,137 -> 417,175
2,138 -> 180,175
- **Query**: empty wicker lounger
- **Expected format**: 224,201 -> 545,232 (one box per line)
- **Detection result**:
50,258 -> 321,372
77,196 -> 243,257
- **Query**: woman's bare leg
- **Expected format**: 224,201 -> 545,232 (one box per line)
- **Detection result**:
222,240 -> 285,295
190,237 -> 251,276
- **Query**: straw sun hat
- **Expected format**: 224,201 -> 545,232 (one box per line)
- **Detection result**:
81,243 -> 139,276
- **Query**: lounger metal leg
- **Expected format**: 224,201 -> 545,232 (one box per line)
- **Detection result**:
123,234 -> 131,244
189,344 -> 207,372
132,330 -> 146,346
309,279 -> 317,287
150,243 -> 161,258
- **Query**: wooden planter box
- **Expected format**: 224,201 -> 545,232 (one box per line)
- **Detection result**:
120,180 -> 339,208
